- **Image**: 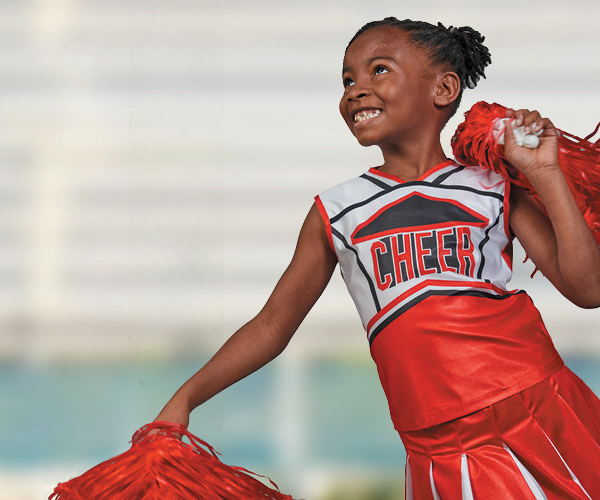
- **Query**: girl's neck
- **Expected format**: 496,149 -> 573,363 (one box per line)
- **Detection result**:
377,138 -> 449,182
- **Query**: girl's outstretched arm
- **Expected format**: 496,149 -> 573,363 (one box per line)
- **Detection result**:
507,109 -> 600,308
153,203 -> 338,429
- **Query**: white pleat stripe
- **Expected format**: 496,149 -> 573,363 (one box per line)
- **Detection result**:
502,441 -> 548,500
406,456 -> 415,500
429,461 -> 442,500
536,427 -> 592,499
411,433 -> 592,500
460,453 -> 474,500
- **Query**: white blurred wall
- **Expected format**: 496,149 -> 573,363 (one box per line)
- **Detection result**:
0,0 -> 597,364
0,0 -> 598,363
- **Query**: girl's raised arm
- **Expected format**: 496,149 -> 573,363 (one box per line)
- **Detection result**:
507,109 -> 600,309
153,203 -> 338,429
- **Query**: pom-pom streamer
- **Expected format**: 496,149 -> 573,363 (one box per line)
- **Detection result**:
452,101 -> 600,248
49,422 -> 297,500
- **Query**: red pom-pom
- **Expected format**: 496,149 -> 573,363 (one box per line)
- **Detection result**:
49,422 -> 297,500
452,101 -> 600,246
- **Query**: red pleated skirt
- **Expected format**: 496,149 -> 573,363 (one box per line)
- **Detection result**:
398,364 -> 600,499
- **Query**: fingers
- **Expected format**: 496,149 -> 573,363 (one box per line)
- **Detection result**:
513,109 -> 541,132
535,117 -> 557,136
505,108 -> 556,136
510,109 -> 528,126
504,116 -> 515,145
146,427 -> 183,440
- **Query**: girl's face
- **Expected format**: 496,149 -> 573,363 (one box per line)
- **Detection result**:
340,26 -> 436,149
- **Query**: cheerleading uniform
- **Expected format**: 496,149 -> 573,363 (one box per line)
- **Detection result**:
315,160 -> 600,499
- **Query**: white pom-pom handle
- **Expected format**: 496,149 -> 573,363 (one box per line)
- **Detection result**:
492,118 -> 543,149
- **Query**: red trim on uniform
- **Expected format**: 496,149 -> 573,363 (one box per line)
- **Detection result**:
503,179 -> 511,239
501,180 -> 513,270
502,240 -> 514,271
354,220 -> 482,244
351,191 -> 489,244
366,279 -> 509,333
368,167 -> 404,183
368,160 -> 456,184
314,195 -> 337,257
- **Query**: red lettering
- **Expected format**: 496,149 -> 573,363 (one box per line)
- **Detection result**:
456,227 -> 475,277
415,231 -> 437,276
437,228 -> 456,273
371,240 -> 392,290
391,233 -> 414,282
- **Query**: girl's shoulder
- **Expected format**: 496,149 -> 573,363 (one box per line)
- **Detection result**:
440,164 -> 507,196
316,170 -> 386,216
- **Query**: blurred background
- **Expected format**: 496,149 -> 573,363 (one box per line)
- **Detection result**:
0,0 -> 598,498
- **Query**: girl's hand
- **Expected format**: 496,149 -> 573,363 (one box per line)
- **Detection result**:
147,401 -> 190,438
503,108 -> 560,181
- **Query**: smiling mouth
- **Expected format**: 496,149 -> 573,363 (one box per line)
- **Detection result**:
353,109 -> 382,123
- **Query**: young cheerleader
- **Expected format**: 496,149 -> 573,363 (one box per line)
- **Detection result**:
154,18 -> 600,498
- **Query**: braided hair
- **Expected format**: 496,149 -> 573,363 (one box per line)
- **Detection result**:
345,18 -> 492,118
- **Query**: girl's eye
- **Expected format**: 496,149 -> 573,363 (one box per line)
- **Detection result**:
343,78 -> 355,88
375,66 -> 389,75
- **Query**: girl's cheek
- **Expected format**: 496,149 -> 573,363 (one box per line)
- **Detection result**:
339,99 -> 348,117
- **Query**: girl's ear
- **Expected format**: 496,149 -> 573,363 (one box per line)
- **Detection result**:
433,72 -> 461,107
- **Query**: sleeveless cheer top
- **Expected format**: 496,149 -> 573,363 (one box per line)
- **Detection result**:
315,160 -> 564,431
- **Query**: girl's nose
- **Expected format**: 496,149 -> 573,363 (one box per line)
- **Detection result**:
347,83 -> 370,101
352,91 -> 368,100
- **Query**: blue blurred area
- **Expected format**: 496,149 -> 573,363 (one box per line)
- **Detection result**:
0,358 -> 274,467
2,356 -> 598,469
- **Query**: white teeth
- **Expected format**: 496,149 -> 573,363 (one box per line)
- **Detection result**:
354,110 -> 381,122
